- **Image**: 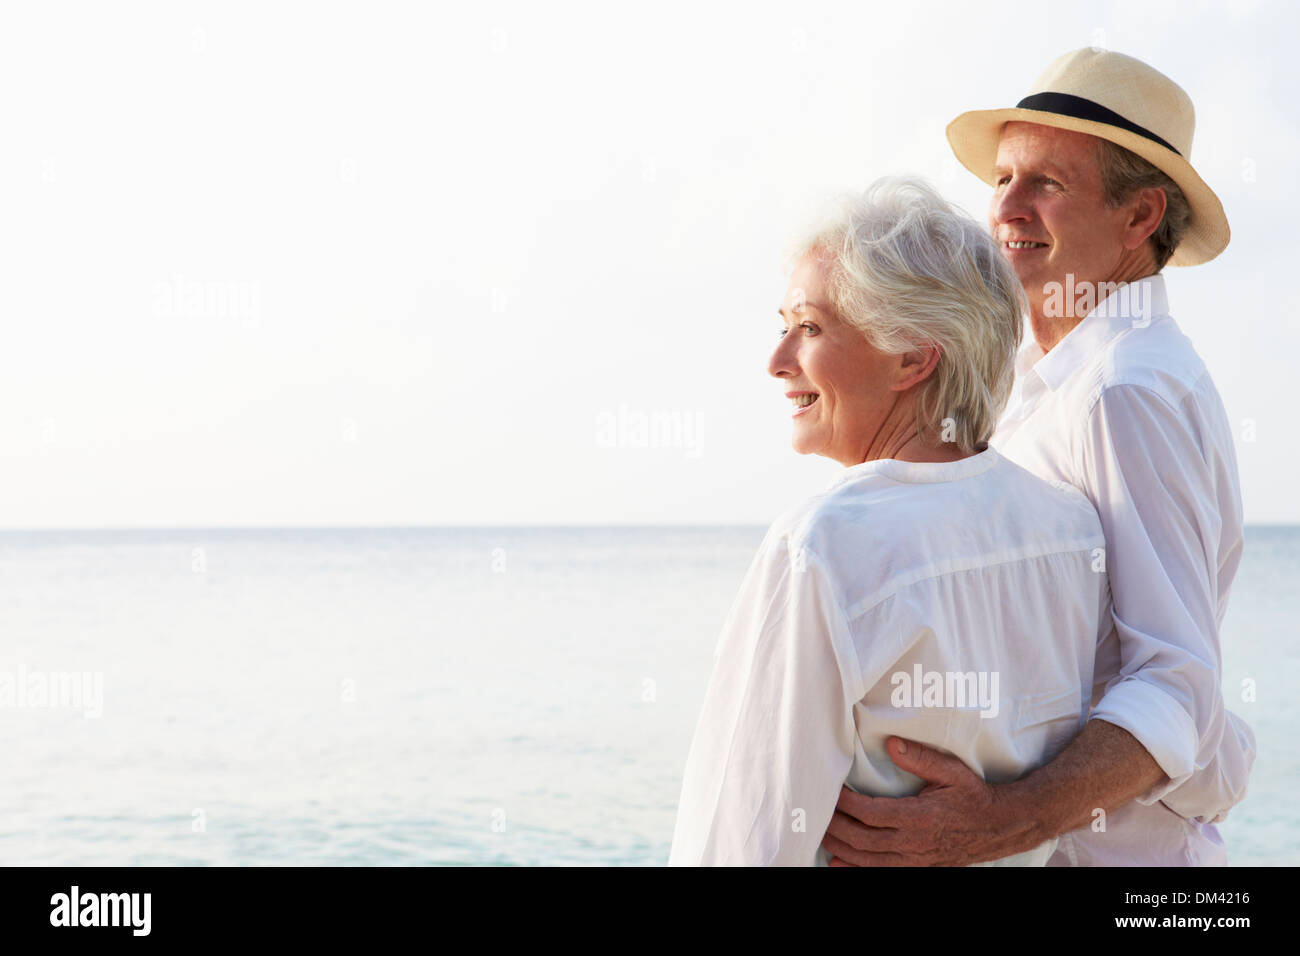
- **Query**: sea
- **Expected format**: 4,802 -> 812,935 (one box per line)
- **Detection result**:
0,525 -> 1293,866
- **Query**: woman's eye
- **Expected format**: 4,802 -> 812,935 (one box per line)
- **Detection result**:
800,323 -> 819,335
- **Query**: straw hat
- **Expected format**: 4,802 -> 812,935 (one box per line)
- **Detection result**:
946,48 -> 1229,266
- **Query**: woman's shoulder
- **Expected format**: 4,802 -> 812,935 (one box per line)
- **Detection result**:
758,454 -> 1103,595
760,472 -> 913,571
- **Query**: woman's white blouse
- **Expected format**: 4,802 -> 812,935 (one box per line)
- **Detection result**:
668,448 -> 1110,866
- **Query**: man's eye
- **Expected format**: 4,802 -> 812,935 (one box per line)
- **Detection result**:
800,323 -> 818,335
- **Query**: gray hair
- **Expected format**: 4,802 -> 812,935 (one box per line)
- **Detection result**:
786,176 -> 1025,454
1093,138 -> 1192,270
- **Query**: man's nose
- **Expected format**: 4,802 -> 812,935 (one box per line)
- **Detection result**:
990,176 -> 1031,227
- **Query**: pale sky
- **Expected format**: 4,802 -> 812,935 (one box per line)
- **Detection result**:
2,0 -> 1295,527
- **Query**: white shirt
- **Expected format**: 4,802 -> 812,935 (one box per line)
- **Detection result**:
993,274 -> 1255,866
668,448 -> 1109,866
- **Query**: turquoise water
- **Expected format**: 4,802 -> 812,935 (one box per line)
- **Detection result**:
1211,525 -> 1298,866
0,525 -> 1291,865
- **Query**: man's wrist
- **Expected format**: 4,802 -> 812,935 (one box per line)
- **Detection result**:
993,720 -> 1168,847
993,771 -> 1075,849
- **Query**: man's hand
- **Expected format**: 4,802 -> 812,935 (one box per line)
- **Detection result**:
821,736 -> 1048,867
823,721 -> 1165,866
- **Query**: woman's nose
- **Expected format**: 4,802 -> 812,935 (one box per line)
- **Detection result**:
768,332 -> 797,379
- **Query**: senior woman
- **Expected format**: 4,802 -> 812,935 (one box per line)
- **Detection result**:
668,177 -> 1111,866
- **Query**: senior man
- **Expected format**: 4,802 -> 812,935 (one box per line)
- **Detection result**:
823,48 -> 1255,866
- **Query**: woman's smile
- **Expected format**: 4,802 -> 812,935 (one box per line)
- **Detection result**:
787,391 -> 820,416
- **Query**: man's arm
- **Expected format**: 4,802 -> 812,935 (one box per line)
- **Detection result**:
823,721 -> 1162,866
1078,384 -> 1233,801
1078,382 -> 1255,827
1020,719 -> 1166,834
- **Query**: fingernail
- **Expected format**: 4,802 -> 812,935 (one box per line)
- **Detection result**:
897,739 -> 908,754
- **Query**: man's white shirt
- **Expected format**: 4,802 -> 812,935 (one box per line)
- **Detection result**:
993,273 -> 1255,866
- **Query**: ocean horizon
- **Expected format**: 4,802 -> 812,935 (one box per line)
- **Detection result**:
1,524 -> 1291,865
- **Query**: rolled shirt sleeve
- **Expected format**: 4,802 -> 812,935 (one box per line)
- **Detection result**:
1079,383 -> 1244,809
668,538 -> 860,866
1158,708 -> 1256,824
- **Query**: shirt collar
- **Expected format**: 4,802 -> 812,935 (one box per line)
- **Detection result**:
827,446 -> 1001,490
1028,274 -> 1170,392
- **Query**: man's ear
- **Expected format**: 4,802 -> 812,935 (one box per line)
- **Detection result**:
893,344 -> 941,392
1123,185 -> 1168,251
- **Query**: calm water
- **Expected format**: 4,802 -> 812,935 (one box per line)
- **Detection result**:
0,525 -> 1292,866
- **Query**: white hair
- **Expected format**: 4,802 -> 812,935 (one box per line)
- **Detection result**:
786,176 -> 1025,454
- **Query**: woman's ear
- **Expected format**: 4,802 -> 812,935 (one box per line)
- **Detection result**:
893,344 -> 941,392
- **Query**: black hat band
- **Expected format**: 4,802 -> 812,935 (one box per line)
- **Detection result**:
1015,91 -> 1182,157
